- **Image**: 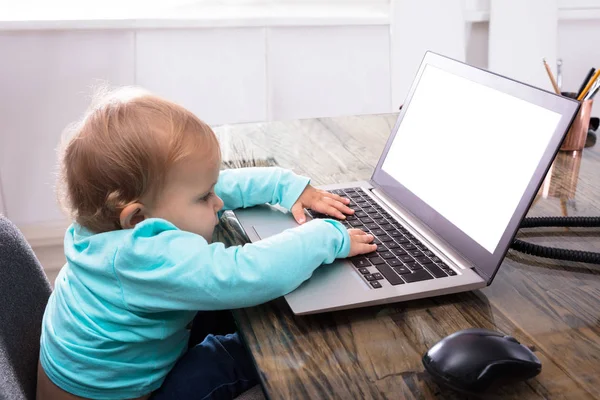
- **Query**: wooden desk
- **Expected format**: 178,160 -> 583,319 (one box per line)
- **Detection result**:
213,114 -> 600,399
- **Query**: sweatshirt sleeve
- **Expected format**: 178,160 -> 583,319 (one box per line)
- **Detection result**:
215,167 -> 310,211
113,218 -> 351,312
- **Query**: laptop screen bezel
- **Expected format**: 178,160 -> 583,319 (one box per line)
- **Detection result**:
371,51 -> 580,285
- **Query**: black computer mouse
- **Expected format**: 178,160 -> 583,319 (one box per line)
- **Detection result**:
422,328 -> 542,394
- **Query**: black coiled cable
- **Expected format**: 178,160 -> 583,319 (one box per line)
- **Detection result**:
511,216 -> 600,264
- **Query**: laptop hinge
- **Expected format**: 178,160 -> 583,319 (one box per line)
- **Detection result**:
368,184 -> 477,271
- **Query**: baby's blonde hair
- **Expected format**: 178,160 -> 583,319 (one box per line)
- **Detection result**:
57,86 -> 219,233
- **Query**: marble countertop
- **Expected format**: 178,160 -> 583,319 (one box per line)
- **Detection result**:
213,113 -> 398,186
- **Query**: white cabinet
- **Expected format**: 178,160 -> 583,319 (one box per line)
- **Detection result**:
0,31 -> 135,226
267,25 -> 391,121
135,28 -> 268,126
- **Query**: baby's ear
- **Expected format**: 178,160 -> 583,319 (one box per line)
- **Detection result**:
119,203 -> 147,229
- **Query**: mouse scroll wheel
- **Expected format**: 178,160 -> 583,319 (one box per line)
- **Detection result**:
504,335 -> 520,344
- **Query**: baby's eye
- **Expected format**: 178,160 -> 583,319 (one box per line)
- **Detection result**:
197,192 -> 214,202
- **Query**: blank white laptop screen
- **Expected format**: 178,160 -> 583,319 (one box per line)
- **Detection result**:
382,65 -> 562,254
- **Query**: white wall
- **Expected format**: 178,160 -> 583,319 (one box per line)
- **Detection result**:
267,26 -> 390,120
135,28 -> 269,125
466,20 -> 600,116
558,18 -> 600,115
488,0 -> 558,92
0,31 -> 135,228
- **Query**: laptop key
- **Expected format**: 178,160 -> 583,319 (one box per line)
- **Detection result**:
389,230 -> 403,237
379,235 -> 394,243
409,250 -> 424,257
431,256 -> 442,263
446,269 -> 457,276
401,243 -> 416,251
372,273 -> 384,280
351,258 -> 371,268
403,269 -> 433,283
372,239 -> 382,245
359,217 -> 373,223
424,250 -> 435,257
386,258 -> 402,267
395,237 -> 410,244
365,223 -> 379,230
423,263 -> 448,278
364,208 -> 378,214
376,245 -> 387,252
415,256 -> 432,264
380,252 -> 396,259
379,224 -> 394,231
391,248 -> 407,256
370,228 -> 384,236
406,262 -> 422,270
364,274 -> 377,281
386,242 -> 401,249
399,255 -> 414,263
375,264 -> 404,285
349,220 -> 364,227
393,266 -> 411,275
358,267 -> 370,274
370,281 -> 382,289
369,257 -> 386,265
355,211 -> 368,218
372,217 -> 386,224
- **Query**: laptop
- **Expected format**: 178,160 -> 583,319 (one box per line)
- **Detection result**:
233,51 -> 580,315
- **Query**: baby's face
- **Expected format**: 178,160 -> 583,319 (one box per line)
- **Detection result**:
147,152 -> 224,242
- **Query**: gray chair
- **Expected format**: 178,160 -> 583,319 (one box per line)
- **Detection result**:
0,215 -> 52,400
0,216 -> 264,400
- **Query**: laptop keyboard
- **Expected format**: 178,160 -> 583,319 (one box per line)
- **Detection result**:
308,187 -> 457,289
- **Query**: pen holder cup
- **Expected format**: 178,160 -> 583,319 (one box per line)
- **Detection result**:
560,92 -> 593,152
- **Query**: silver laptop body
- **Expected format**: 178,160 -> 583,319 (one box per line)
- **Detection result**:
233,52 -> 579,315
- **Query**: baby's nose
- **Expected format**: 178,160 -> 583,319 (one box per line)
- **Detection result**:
215,195 -> 224,211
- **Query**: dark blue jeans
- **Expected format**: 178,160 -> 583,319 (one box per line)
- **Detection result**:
150,311 -> 259,400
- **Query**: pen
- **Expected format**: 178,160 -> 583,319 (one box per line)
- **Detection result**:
577,68 -> 596,98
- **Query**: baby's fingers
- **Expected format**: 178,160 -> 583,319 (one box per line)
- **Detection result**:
348,228 -> 368,236
350,241 -> 377,257
353,234 -> 375,244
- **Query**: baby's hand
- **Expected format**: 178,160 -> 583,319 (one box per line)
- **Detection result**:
291,185 -> 354,224
346,229 -> 377,258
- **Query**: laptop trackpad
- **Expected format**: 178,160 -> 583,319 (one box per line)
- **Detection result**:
252,221 -> 298,241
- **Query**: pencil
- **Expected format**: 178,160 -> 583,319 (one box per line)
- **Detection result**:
543,58 -> 561,94
576,68 -> 595,98
577,68 -> 600,101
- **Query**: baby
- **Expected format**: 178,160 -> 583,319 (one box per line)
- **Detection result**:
37,87 -> 376,400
